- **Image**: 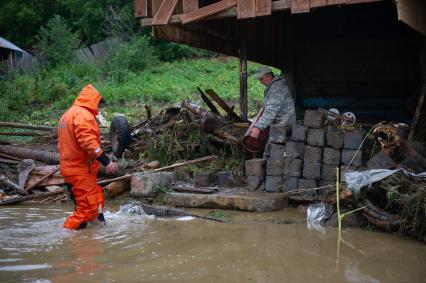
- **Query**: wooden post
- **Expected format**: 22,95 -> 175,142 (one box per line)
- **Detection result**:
239,41 -> 248,120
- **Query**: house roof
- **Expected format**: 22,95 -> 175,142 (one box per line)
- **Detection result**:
0,36 -> 24,53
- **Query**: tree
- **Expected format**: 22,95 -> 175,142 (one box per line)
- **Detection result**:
36,15 -> 80,66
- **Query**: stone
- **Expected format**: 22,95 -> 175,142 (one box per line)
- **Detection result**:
266,159 -> 284,176
131,171 -> 176,197
298,179 -> 318,197
326,128 -> 344,149
265,176 -> 283,192
285,141 -> 305,159
283,177 -> 298,192
304,145 -> 323,163
367,151 -> 394,169
344,131 -> 365,150
341,149 -> 363,166
247,176 -> 264,191
322,147 -> 341,165
194,172 -> 216,187
269,143 -> 286,160
217,171 -> 234,187
291,125 -> 308,142
283,158 -> 303,178
321,164 -> 338,181
302,162 -> 322,180
159,191 -> 286,212
307,128 -> 326,147
303,110 -> 326,129
245,158 -> 266,176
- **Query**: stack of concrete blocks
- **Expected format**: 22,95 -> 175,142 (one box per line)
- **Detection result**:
282,110 -> 365,197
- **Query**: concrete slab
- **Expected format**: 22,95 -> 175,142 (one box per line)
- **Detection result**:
157,190 -> 286,212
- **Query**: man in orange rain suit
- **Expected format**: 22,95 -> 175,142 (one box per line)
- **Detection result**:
58,84 -> 118,230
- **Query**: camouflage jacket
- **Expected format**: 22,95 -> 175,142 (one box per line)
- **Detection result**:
255,75 -> 296,130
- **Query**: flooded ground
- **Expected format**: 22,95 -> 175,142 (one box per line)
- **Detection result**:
0,202 -> 425,283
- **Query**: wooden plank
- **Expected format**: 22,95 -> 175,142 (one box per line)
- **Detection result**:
204,89 -> 243,121
256,0 -> 272,16
151,0 -> 163,16
327,0 -> 346,5
180,0 -> 237,24
396,0 -> 426,36
134,0 -> 147,17
310,0 -> 327,8
152,0 -> 179,25
182,0 -> 199,13
237,0 -> 256,19
291,0 -> 310,13
197,87 -> 221,115
142,0 -> 292,26
239,43 -> 248,120
408,83 -> 426,140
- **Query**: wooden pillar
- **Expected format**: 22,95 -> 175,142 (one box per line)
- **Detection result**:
239,41 -> 248,120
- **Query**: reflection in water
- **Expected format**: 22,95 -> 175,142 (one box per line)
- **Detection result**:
0,204 -> 425,283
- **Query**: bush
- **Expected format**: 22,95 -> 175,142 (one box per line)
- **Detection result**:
152,38 -> 214,62
36,15 -> 80,67
103,36 -> 158,82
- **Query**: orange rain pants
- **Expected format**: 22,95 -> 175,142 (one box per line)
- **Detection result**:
63,174 -> 104,229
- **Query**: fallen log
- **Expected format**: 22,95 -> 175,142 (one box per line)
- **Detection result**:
103,179 -> 131,199
197,87 -> 221,115
0,176 -> 28,195
0,145 -> 59,165
181,100 -> 224,133
25,167 -> 60,192
0,122 -> 55,131
0,152 -> 22,161
0,131 -> 48,137
0,188 -> 65,205
204,89 -> 244,122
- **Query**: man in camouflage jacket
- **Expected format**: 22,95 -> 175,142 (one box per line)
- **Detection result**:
250,66 -> 296,156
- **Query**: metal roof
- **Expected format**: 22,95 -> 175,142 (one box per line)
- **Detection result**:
0,36 -> 24,53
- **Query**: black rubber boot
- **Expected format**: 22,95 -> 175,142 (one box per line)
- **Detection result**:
77,222 -> 88,230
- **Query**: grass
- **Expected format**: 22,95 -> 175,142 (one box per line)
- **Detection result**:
0,56 -> 271,126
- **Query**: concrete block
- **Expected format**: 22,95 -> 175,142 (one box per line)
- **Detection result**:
270,143 -> 286,160
247,176 -> 264,191
194,172 -> 216,187
321,164 -> 338,181
283,177 -> 298,192
131,172 -> 176,197
326,128 -> 344,149
303,110 -> 326,129
344,131 -> 365,150
283,158 -> 303,178
367,151 -> 394,169
285,141 -> 305,159
245,158 -> 266,176
304,145 -> 323,163
291,125 -> 308,142
307,128 -> 326,147
322,147 -> 341,165
302,162 -> 322,180
265,176 -> 283,192
266,159 -> 284,176
217,171 -> 234,187
341,149 -> 363,166
298,179 -> 318,197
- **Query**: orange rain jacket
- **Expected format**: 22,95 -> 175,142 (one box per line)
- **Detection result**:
58,84 -> 104,176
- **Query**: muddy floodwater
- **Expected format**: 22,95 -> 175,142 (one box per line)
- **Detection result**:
0,203 -> 425,283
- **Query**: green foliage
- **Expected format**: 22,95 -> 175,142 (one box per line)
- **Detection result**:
36,15 -> 80,67
103,36 -> 158,82
152,39 -> 214,62
208,209 -> 231,222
